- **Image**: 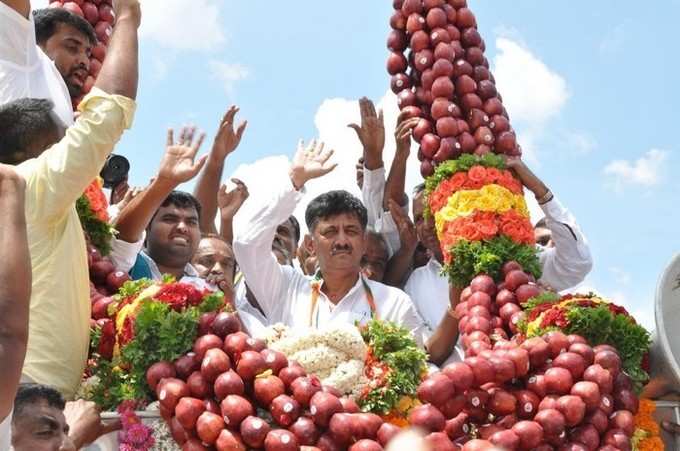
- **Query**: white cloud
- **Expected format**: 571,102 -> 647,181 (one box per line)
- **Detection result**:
603,149 -> 668,191
139,0 -> 225,51
493,37 -> 569,125
208,61 -> 249,95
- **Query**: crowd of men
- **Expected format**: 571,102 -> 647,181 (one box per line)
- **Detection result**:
0,0 -> 597,449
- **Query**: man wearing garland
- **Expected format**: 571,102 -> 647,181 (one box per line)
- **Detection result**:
233,140 -> 460,364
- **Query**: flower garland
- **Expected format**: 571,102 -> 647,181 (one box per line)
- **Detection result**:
521,293 -> 652,389
82,279 -> 226,410
266,323 -> 368,396
424,154 -> 540,287
358,320 -> 428,417
632,399 -> 664,451
77,178 -> 116,255
118,401 -> 155,451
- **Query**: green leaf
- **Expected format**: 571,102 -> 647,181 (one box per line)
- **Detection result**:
442,236 -> 542,287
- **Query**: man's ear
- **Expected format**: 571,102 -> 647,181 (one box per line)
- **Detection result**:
304,233 -> 316,256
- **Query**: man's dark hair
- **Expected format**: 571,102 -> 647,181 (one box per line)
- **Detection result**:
535,217 -> 548,229
0,98 -> 59,164
34,8 -> 97,46
13,384 -> 65,419
287,215 -> 301,244
153,190 -> 202,221
413,183 -> 426,196
305,190 -> 368,232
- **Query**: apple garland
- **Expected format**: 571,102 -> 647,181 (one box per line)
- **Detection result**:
388,0 -> 654,450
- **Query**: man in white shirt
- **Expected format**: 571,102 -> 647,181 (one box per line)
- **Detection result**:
399,157 -> 593,364
0,0 -> 95,126
0,164 -> 31,451
233,140 -> 460,364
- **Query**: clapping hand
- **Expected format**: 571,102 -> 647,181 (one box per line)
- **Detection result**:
217,178 -> 249,220
211,106 -> 247,163
157,126 -> 208,187
289,140 -> 337,189
348,97 -> 385,170
388,199 -> 417,254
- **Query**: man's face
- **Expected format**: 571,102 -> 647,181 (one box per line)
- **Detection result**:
273,218 -> 298,266
41,23 -> 92,98
535,227 -> 554,248
311,213 -> 366,274
11,400 -> 75,451
413,191 -> 442,261
147,205 -> 201,268
361,234 -> 389,282
192,237 -> 236,294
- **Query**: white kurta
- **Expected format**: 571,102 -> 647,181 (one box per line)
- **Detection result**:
0,411 -> 10,451
232,174 -> 430,345
0,2 -> 74,126
403,195 -> 593,364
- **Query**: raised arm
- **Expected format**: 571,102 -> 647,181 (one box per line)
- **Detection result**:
18,0 -> 140,219
216,178 -> 249,244
194,106 -> 247,234
382,200 -> 417,287
349,97 -> 385,227
233,140 -> 336,320
0,165 -> 30,420
505,157 -> 593,291
384,113 -> 418,211
94,0 -> 140,99
114,127 -> 206,242
1,0 -> 29,18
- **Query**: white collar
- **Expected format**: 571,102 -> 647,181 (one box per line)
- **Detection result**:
140,250 -> 199,279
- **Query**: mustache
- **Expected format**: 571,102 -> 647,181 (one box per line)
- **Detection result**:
69,63 -> 88,76
331,244 -> 352,255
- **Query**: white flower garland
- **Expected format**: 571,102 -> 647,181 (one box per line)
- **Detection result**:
266,323 -> 368,395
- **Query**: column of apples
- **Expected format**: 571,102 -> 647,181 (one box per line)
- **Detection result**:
389,1 -> 639,450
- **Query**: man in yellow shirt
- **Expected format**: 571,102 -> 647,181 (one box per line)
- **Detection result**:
0,0 -> 140,398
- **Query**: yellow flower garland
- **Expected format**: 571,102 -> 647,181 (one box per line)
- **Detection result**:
435,184 -> 530,234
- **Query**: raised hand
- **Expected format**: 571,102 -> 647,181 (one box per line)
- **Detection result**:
502,156 -> 549,200
289,139 -> 337,189
113,0 -> 142,27
211,106 -> 247,163
64,399 -> 121,448
217,178 -> 249,220
158,126 -> 208,186
388,199 -> 417,254
348,97 -> 385,170
395,113 -> 419,157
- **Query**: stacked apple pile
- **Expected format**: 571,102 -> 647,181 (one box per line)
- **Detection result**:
87,244 -> 130,322
148,312 -> 401,451
48,0 -> 114,97
387,0 -> 521,178
410,266 -> 639,450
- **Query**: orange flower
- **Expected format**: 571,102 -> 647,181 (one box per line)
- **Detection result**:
450,172 -> 468,190
467,165 -> 488,183
476,219 -> 498,237
463,177 -> 486,190
485,167 -> 502,183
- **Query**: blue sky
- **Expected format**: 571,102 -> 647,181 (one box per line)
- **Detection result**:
35,0 -> 679,329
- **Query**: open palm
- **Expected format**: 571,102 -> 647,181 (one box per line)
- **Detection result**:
158,127 -> 208,184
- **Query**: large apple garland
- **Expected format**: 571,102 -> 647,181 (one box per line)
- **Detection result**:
387,0 -> 652,450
